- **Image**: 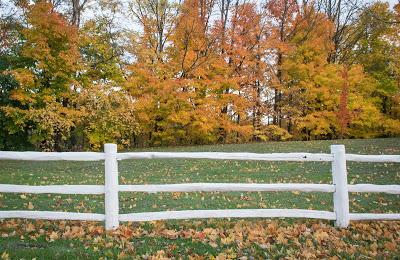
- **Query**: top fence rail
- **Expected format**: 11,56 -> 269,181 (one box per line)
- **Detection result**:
0,152 -> 104,161
0,151 -> 399,162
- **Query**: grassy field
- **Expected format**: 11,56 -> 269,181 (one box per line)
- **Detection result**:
0,138 -> 399,258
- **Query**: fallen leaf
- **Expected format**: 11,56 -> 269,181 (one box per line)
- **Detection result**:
27,202 -> 34,210
25,223 -> 35,233
49,231 -> 59,241
384,241 -> 397,251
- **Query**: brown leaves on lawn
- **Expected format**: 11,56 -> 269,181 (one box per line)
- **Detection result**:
0,219 -> 399,258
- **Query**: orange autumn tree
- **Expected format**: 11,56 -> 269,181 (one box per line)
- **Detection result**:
170,0 -> 252,143
126,0 -> 252,146
278,6 -> 339,139
265,0 -> 299,129
126,0 -> 187,146
280,5 -> 389,140
219,2 -> 272,141
2,1 -> 82,151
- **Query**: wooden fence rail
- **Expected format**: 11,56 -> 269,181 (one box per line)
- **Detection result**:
0,144 -> 399,230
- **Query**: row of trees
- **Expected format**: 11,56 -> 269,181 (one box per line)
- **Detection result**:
1,0 -> 399,151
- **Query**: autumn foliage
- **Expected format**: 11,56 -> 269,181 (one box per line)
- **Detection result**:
1,0 -> 400,151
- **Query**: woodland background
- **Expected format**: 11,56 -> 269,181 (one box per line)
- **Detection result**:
0,0 -> 399,151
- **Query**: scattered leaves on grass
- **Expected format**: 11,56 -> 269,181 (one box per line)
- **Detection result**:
0,219 -> 399,258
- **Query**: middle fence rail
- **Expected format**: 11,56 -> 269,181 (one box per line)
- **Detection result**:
0,144 -> 399,230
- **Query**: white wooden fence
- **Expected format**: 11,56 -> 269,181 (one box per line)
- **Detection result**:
0,144 -> 399,230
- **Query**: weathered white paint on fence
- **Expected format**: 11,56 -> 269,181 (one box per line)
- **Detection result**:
0,143 -> 399,230
104,144 -> 119,230
119,183 -> 335,193
119,209 -> 337,222
331,145 -> 350,228
346,154 -> 400,163
350,213 -> 400,220
348,184 -> 400,194
117,152 -> 334,161
0,184 -> 104,194
0,151 -> 104,161
0,211 -> 105,221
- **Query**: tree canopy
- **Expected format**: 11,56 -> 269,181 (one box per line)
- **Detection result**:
1,0 -> 399,151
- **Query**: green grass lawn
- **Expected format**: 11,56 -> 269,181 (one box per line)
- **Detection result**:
0,138 -> 399,258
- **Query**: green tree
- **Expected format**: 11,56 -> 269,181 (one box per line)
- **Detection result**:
351,3 -> 400,124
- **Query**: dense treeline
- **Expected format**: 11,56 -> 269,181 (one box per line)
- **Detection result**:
0,0 -> 399,151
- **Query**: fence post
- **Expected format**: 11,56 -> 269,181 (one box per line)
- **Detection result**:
331,145 -> 350,228
104,143 -> 119,230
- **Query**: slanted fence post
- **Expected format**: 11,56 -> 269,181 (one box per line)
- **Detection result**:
104,143 -> 119,230
331,145 -> 350,228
